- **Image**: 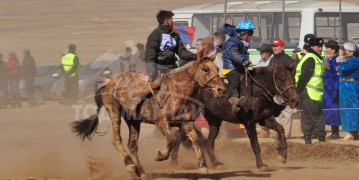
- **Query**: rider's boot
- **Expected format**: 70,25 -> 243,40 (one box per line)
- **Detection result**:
229,95 -> 247,113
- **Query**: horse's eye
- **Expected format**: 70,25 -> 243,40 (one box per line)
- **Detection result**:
203,67 -> 210,73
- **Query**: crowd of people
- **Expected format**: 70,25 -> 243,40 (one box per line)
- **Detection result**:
0,49 -> 36,108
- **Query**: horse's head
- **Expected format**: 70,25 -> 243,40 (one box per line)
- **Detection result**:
272,63 -> 300,109
191,58 -> 226,98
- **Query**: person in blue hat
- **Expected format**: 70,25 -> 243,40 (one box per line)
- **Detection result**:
219,20 -> 255,112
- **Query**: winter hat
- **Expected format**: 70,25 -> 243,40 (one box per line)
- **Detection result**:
309,37 -> 324,47
324,40 -> 339,50
304,34 -> 316,44
256,44 -> 273,53
343,42 -> 356,52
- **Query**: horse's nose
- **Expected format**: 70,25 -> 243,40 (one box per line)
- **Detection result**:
217,86 -> 226,96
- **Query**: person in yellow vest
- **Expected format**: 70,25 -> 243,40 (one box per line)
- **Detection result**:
295,37 -> 325,144
61,44 -> 80,100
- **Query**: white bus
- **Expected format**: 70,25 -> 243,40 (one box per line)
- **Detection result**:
173,0 -> 359,64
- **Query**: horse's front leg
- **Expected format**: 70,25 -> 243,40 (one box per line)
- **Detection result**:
181,122 -> 208,174
245,120 -> 268,170
154,116 -> 176,161
265,116 -> 287,163
169,128 -> 186,166
206,117 -> 224,169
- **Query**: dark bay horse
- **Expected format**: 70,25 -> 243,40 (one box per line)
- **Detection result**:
170,63 -> 300,170
71,59 -> 226,179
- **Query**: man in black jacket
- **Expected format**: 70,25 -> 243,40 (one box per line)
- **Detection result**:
21,48 -> 37,104
145,10 -> 196,89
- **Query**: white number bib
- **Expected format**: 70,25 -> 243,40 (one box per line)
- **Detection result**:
160,34 -> 177,51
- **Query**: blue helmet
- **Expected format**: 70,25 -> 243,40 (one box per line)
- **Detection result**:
236,20 -> 255,30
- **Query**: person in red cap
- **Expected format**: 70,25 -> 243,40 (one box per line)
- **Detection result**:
267,38 -> 296,139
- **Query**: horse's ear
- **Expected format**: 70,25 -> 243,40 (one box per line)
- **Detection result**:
285,62 -> 295,71
196,50 -> 204,62
208,52 -> 217,62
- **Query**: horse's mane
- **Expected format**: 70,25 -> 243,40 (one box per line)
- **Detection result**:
168,61 -> 195,74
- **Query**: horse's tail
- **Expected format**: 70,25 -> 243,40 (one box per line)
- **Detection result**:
70,86 -> 104,141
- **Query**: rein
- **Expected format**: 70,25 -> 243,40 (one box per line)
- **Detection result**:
245,67 -> 295,102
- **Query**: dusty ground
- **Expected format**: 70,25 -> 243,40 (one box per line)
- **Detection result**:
1,101 -> 359,179
1,0 -> 359,180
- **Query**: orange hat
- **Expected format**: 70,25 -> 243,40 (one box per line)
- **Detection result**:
272,38 -> 285,47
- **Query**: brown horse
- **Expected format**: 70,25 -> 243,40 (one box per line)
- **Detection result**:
170,63 -> 300,170
70,59 -> 226,179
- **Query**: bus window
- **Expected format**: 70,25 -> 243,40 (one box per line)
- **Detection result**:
219,14 -> 234,25
174,21 -> 189,27
248,13 -> 273,47
273,13 -> 301,48
347,23 -> 359,44
193,14 -> 215,46
315,13 -> 341,42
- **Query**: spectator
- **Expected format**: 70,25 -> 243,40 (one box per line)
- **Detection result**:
267,39 -> 296,139
294,33 -> 316,64
119,46 -> 133,72
337,41 -> 359,140
135,43 -> 145,62
253,43 -> 273,138
61,44 -> 80,101
213,32 -> 226,77
195,38 -> 204,52
322,40 -> 341,139
291,47 -> 301,60
255,43 -> 273,67
0,53 -> 9,108
213,32 -> 226,53
21,48 -> 37,105
295,37 -> 326,144
196,37 -> 216,60
6,52 -> 21,108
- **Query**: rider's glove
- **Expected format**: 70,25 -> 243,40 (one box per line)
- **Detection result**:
190,54 -> 197,61
242,59 -> 251,68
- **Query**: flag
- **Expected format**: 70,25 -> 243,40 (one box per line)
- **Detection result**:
173,26 -> 196,44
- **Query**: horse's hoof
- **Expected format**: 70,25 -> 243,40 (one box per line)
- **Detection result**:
277,155 -> 287,163
212,162 -> 225,170
126,164 -> 136,172
155,150 -> 169,161
141,174 -> 150,180
198,167 -> 209,174
258,164 -> 270,172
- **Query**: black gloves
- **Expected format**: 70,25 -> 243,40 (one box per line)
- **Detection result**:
242,59 -> 251,68
190,54 -> 197,61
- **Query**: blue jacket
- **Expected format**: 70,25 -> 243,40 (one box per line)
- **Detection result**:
219,24 -> 250,71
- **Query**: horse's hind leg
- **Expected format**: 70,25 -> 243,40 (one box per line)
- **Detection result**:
265,116 -> 287,163
245,120 -> 268,170
106,106 -> 137,178
126,120 -> 148,180
181,123 -> 208,174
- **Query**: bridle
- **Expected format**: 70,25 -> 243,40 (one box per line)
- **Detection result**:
186,62 -> 220,90
245,67 -> 295,102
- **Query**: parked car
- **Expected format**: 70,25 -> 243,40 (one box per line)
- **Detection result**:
19,64 -> 63,103
50,52 -> 120,101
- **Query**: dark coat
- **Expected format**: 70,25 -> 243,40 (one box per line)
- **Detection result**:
22,54 -> 36,77
219,24 -> 249,71
145,24 -> 194,80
